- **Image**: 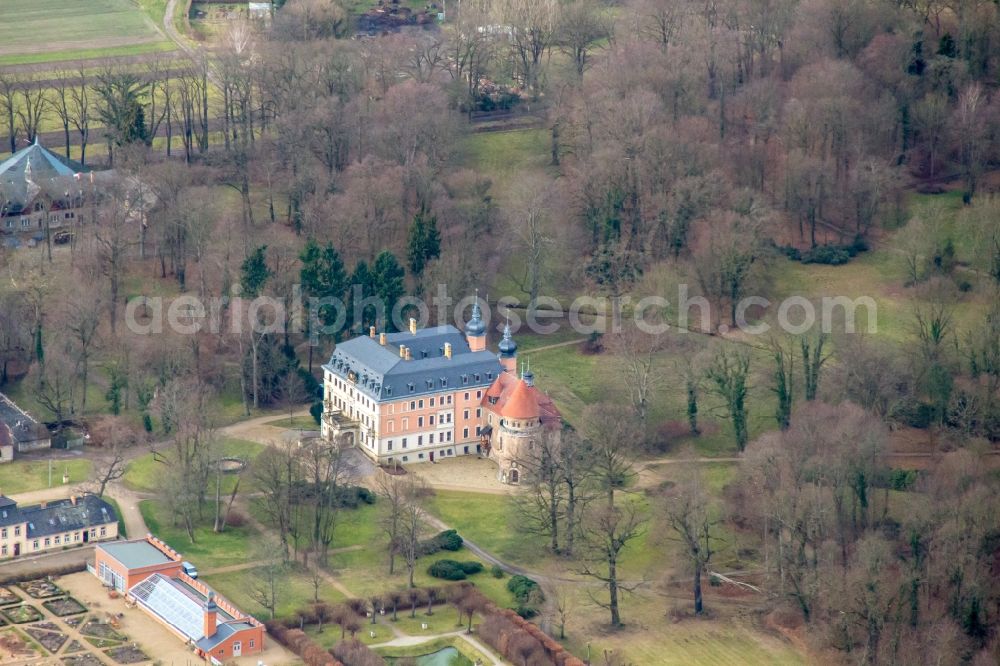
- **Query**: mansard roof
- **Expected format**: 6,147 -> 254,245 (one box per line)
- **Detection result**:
325,325 -> 500,401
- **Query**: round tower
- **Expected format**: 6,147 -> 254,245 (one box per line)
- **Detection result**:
493,377 -> 543,485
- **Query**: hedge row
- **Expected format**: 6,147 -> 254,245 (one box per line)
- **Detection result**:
478,607 -> 584,666
331,639 -> 384,666
265,622 -> 345,666
0,562 -> 86,584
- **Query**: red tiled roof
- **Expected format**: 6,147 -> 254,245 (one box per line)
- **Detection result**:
482,373 -> 561,427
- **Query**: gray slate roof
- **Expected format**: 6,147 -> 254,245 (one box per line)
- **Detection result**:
324,325 -> 499,402
0,494 -> 117,538
0,141 -> 89,216
100,540 -> 174,570
0,393 -> 48,444
196,621 -> 255,651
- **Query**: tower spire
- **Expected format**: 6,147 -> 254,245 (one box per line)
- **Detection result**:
464,289 -> 486,352
498,309 -> 517,373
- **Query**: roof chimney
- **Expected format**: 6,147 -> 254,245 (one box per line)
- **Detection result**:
409,318 -> 417,335
70,496 -> 77,506
399,345 -> 406,358
405,347 -> 412,361
444,342 -> 452,359
369,326 -> 376,338
379,332 -> 386,346
204,592 -> 218,638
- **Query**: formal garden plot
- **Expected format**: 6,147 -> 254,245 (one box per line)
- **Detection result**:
19,579 -> 64,599
29,620 -> 60,632
2,604 -> 42,624
64,615 -> 84,628
62,654 -> 104,666
24,624 -> 68,654
65,639 -> 85,653
43,597 -> 87,616
0,588 -> 19,606
0,628 -> 43,661
80,617 -> 126,647
105,644 -> 149,664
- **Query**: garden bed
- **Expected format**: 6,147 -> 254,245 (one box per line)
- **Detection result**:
0,627 -> 42,659
0,587 -> 19,606
2,604 -> 42,624
24,624 -> 68,654
43,597 -> 87,616
64,639 -> 85,653
80,618 -> 126,647
105,644 -> 149,663
19,579 -> 64,599
62,655 -> 104,666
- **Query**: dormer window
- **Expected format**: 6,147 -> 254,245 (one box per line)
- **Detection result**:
441,378 -> 447,387
462,375 -> 468,384
474,373 -> 481,382
386,386 -> 392,395
408,383 -> 415,392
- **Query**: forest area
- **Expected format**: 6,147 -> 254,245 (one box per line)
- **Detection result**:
1,0 -> 1000,664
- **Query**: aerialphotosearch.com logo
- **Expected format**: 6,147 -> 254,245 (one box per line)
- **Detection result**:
124,283 -> 877,341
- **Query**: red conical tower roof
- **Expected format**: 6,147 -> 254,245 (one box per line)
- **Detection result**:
501,379 -> 541,419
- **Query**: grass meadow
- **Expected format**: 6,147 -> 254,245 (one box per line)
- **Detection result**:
0,0 -> 174,67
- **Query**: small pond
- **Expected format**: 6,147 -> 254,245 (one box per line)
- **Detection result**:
386,646 -> 471,666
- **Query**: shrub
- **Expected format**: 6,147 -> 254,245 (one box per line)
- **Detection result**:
290,483 -> 374,509
507,575 -> 544,617
225,510 -> 247,528
891,399 -> 934,429
801,245 -> 851,265
330,639 -> 384,666
310,401 -> 324,425
434,529 -> 463,551
428,560 -> 466,581
416,529 -> 463,557
889,469 -> 919,491
958,279 -> 973,293
460,561 -> 483,575
297,367 -> 322,399
491,564 -> 505,578
506,575 -> 541,601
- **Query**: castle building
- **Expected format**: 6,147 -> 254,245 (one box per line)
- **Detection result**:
321,301 -> 560,484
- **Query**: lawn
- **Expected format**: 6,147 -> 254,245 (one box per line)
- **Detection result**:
0,458 -> 93,495
0,0 -> 174,66
458,128 -> 551,197
561,590 -> 806,666
527,341 -> 779,458
123,438 -> 265,493
102,496 -> 128,539
377,635 -> 491,664
264,416 -> 320,430
138,499 -> 258,569
204,564 -> 347,621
